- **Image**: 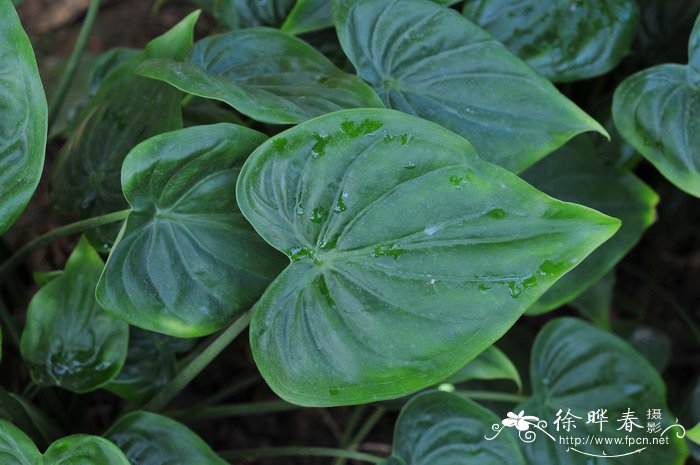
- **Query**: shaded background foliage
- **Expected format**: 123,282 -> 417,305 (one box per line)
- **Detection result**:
0,0 -> 698,463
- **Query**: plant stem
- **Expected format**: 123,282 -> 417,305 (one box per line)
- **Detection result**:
456,390 -> 529,404
180,94 -> 195,107
47,0 -> 101,129
0,210 -> 130,282
143,310 -> 252,412
340,405 -> 369,448
188,374 -> 261,410
220,447 -> 383,463
169,399 -> 297,421
336,407 -> 386,465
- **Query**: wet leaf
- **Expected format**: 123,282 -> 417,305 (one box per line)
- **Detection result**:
96,124 -> 285,338
138,28 -> 383,125
0,0 -> 47,234
523,137 -> 657,314
20,237 -> 129,393
463,0 -> 639,82
238,108 -> 619,406
333,0 -> 606,172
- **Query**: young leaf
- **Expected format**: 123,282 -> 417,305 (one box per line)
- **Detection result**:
462,0 -> 639,82
213,0 -> 294,30
613,13 -> 700,197
445,346 -> 522,392
237,108 -> 620,406
0,0 -> 47,234
333,0 -> 606,173
96,124 -> 285,338
137,28 -> 384,125
106,411 -> 228,465
20,237 -> 129,393
0,420 -> 130,465
49,12 -> 200,249
381,391 -> 526,465
522,137 -> 657,314
516,318 -> 688,465
103,328 -> 182,404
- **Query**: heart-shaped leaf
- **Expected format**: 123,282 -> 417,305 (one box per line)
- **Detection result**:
333,0 -> 606,173
96,124 -> 285,338
20,237 -> 129,393
570,270 -> 614,330
49,12 -> 199,249
516,318 -> 688,465
381,390 -> 526,465
0,0 -> 47,234
0,420 -> 129,465
613,13 -> 700,197
106,411 -> 228,465
212,0 -> 294,30
138,28 -> 384,125
445,346 -> 522,391
462,0 -> 639,82
237,108 -> 619,406
522,137 -> 657,314
104,328 -> 183,404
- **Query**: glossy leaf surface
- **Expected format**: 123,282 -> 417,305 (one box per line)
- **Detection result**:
238,108 -> 620,406
516,318 -> 688,465
213,0 -> 294,29
333,0 -> 606,172
462,0 -> 639,82
0,420 -> 129,465
380,391 -> 526,465
0,0 -> 47,234
20,238 -> 129,393
445,346 -> 521,391
522,137 -> 657,314
106,411 -> 227,465
613,15 -> 700,197
97,124 -> 285,338
138,28 -> 383,125
49,12 -> 199,248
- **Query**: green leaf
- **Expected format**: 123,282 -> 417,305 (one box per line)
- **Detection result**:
516,318 -> 688,465
281,0 -> 462,36
104,328 -> 183,404
625,325 -> 672,372
570,270 -> 614,330
237,108 -> 620,406
381,390 -> 526,465
0,388 -> 62,448
96,124 -> 285,338
281,0 -> 333,35
523,137 -> 657,315
49,12 -> 200,249
613,15 -> 700,197
106,411 -> 228,465
20,237 -> 129,393
462,0 -> 639,82
137,28 -> 384,125
333,0 -> 606,173
689,423 -> 700,446
0,420 -> 130,465
0,0 -> 47,234
445,346 -> 522,392
212,0 -> 295,29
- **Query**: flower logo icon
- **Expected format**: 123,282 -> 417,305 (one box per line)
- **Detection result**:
502,411 -> 540,431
